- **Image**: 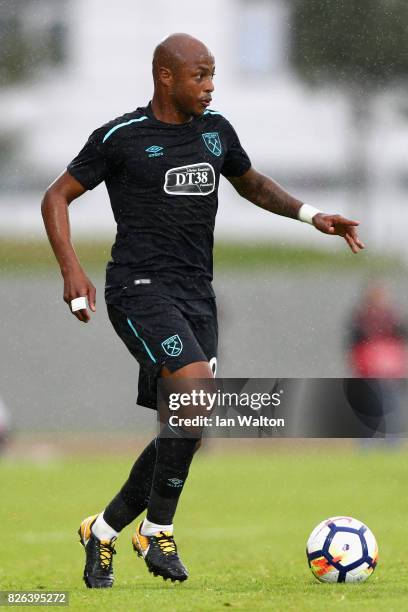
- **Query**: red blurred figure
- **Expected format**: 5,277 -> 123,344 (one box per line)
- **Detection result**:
348,283 -> 408,378
0,396 -> 11,453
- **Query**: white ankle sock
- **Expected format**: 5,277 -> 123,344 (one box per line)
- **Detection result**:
91,512 -> 118,541
141,518 -> 173,536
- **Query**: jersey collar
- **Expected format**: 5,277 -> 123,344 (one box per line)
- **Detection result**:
144,101 -> 201,129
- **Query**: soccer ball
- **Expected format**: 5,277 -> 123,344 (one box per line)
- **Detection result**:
306,516 -> 378,583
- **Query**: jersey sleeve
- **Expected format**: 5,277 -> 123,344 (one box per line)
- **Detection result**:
221,121 -> 251,178
67,128 -> 109,190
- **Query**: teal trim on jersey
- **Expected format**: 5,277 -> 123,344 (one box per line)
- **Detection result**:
204,109 -> 223,116
102,116 -> 148,143
127,317 -> 157,363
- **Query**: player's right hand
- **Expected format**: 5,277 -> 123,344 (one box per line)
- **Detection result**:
63,268 -> 96,323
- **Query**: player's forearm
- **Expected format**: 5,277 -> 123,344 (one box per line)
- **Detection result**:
256,175 -> 303,219
41,190 -> 82,276
231,170 -> 303,219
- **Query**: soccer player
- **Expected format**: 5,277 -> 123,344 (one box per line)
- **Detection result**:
41,33 -> 364,588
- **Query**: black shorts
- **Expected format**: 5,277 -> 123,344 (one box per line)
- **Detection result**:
107,295 -> 218,410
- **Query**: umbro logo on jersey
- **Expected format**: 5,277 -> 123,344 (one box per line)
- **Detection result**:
202,132 -> 222,157
145,145 -> 164,157
164,162 -> 215,196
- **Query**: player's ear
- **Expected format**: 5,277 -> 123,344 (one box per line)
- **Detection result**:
158,66 -> 173,87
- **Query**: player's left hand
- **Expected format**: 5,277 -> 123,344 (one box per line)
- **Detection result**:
312,214 -> 365,254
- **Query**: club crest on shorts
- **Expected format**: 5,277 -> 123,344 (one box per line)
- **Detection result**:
161,334 -> 183,357
202,132 -> 222,157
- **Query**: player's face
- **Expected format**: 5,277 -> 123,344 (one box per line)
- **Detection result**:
172,57 -> 215,117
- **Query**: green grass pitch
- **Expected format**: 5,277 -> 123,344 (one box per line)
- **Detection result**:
1,442 -> 408,611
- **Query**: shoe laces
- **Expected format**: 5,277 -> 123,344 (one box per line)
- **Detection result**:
156,531 -> 176,555
99,540 -> 116,570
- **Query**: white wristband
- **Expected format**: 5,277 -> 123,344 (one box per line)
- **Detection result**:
71,296 -> 87,312
298,204 -> 321,225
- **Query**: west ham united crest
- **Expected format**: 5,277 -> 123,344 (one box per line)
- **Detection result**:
202,132 -> 222,157
161,334 -> 183,357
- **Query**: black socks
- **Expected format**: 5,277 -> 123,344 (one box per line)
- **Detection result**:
146,426 -> 199,524
103,438 -> 157,532
103,427 -> 200,531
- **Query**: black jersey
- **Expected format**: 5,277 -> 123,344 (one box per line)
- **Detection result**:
67,102 -> 251,302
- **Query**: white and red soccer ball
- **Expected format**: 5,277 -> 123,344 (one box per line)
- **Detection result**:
306,516 -> 378,583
